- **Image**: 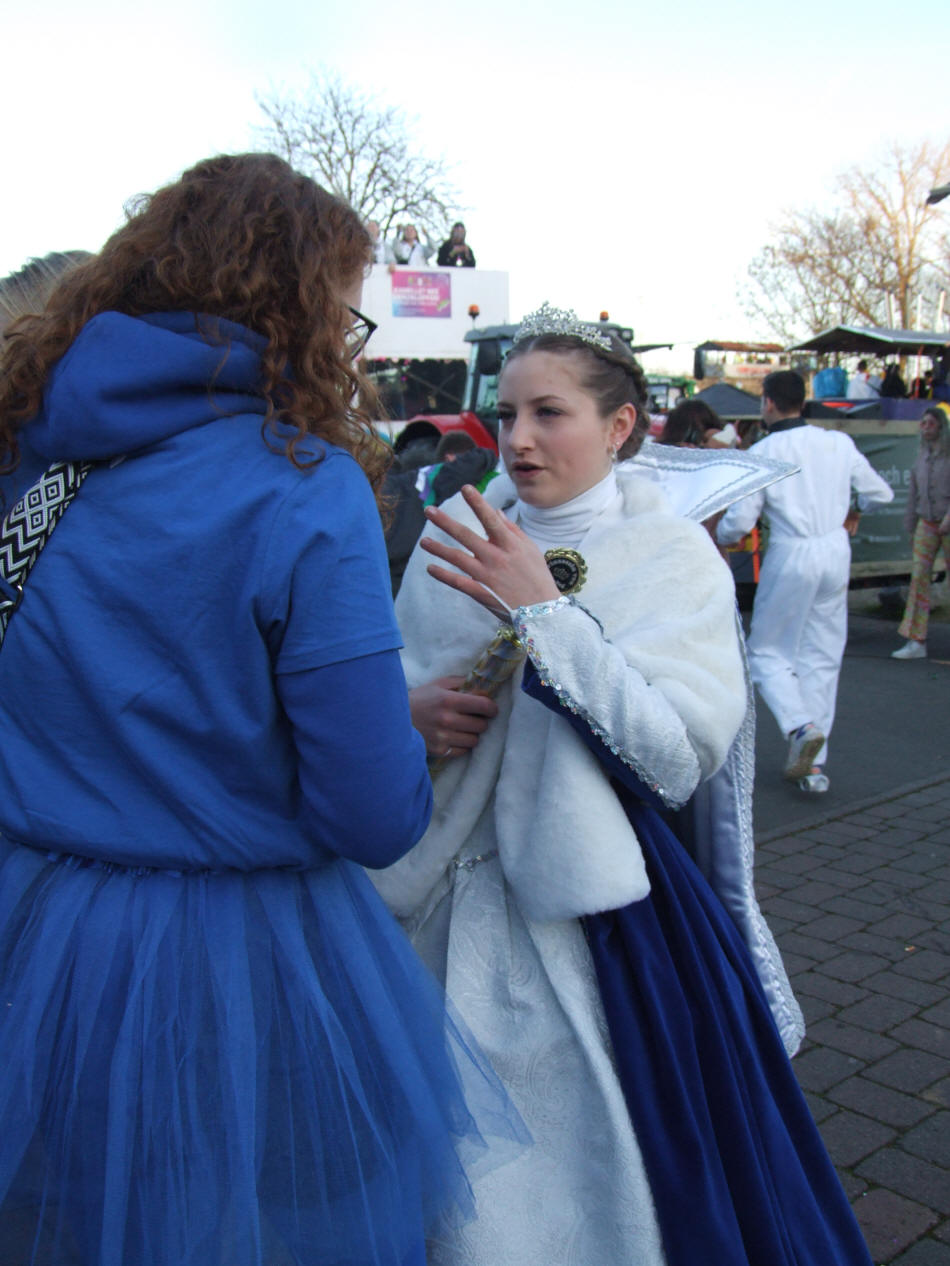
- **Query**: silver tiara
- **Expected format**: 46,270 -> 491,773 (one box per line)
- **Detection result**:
513,302 -> 613,352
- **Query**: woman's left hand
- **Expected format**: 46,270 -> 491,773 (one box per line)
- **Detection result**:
420,485 -> 560,618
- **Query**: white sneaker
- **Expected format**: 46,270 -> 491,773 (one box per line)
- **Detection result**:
783,723 -> 826,781
891,641 -> 927,660
799,770 -> 830,794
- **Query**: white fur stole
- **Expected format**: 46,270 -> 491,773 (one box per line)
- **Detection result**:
373,471 -> 746,924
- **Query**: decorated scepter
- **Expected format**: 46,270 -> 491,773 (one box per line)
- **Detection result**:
428,547 -> 588,773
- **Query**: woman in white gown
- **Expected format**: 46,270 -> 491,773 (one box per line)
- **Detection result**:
372,305 -> 873,1266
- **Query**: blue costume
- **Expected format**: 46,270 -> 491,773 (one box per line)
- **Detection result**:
0,312 -> 524,1266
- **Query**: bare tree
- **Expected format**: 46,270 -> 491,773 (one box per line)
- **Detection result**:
256,71 -> 461,247
742,138 -> 950,343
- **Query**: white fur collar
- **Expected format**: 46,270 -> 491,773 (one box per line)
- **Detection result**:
373,468 -> 745,923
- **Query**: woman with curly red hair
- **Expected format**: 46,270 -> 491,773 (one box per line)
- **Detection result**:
0,153 -> 523,1266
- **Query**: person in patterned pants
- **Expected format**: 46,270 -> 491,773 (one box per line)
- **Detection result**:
892,403 -> 950,660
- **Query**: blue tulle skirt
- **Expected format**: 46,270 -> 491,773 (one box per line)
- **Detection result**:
586,794 -> 873,1266
0,839 -> 526,1266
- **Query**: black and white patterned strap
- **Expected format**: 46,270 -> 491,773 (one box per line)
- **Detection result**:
0,460 -> 93,644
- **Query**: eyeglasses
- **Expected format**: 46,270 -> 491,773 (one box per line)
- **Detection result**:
346,305 -> 377,360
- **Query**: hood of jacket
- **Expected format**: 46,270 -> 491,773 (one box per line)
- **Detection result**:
24,310 -> 270,462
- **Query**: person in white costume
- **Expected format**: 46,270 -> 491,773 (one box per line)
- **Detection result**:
718,370 -> 894,793
365,219 -> 394,265
390,223 -> 430,267
846,360 -> 881,400
373,309 -> 875,1266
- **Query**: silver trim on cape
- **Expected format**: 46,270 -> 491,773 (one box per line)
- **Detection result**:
627,440 -> 799,522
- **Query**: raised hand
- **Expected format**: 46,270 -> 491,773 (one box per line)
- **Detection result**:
420,485 -> 559,617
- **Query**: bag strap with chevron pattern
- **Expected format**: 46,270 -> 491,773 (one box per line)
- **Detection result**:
0,460 -> 93,646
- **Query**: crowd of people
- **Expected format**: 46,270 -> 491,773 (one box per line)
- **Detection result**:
811,355 -> 950,402
0,150 -> 939,1266
366,218 -> 476,269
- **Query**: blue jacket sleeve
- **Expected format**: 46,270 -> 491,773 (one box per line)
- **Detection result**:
278,649 -> 433,868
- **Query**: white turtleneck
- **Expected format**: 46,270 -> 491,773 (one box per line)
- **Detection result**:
514,469 -> 620,552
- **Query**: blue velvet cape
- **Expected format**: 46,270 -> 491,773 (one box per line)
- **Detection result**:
523,664 -> 872,1266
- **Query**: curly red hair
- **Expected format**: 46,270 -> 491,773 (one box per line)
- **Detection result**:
0,153 -> 389,494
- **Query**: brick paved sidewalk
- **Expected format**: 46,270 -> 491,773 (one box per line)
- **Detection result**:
756,776 -> 950,1265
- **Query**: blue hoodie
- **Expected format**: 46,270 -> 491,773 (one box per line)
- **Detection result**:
0,311 -> 431,870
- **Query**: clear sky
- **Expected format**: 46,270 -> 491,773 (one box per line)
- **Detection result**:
5,0 -> 948,372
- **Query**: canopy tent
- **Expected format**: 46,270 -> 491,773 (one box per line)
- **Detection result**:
787,325 -> 949,356
691,382 -> 762,419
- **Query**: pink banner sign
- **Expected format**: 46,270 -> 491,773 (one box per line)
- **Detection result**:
391,270 -> 452,318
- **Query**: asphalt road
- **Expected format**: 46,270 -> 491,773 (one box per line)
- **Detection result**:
749,590 -> 950,838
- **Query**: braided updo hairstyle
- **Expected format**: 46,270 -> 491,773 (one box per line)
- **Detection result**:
503,331 -> 651,458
